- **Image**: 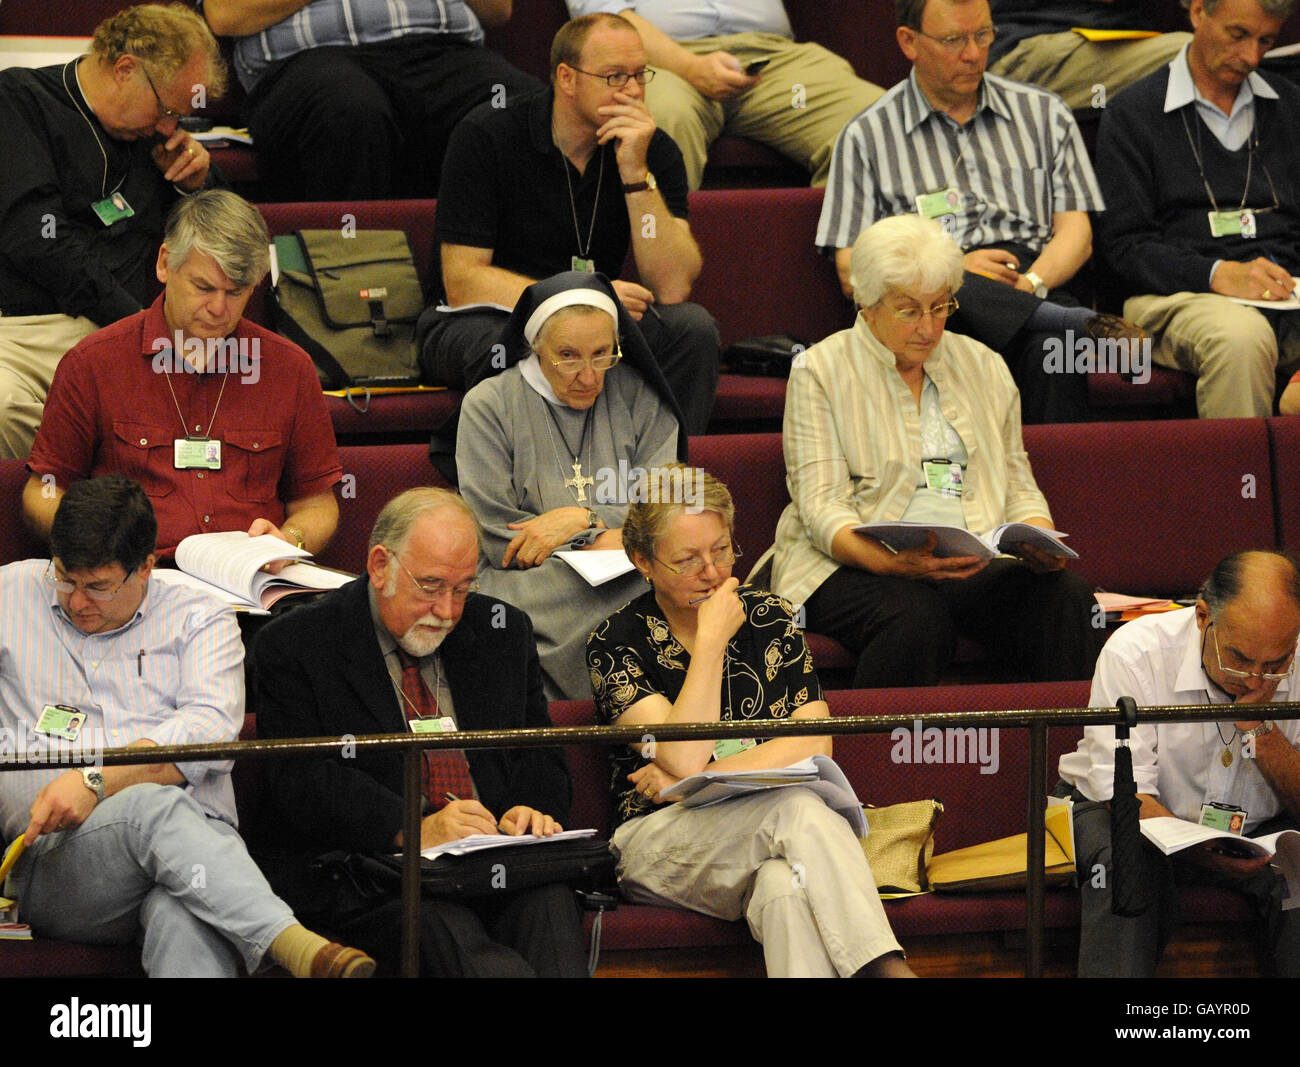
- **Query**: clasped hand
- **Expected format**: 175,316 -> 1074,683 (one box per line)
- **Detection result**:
504,507 -> 592,568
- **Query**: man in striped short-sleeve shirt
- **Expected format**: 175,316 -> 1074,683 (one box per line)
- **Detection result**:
197,0 -> 540,199
818,0 -> 1140,424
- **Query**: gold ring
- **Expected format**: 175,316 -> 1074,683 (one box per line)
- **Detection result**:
1264,288 -> 1273,300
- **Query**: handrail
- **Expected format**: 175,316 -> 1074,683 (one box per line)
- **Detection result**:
4,700 -> 1298,977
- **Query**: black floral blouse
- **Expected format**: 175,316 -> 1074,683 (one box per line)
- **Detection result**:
587,587 -> 824,828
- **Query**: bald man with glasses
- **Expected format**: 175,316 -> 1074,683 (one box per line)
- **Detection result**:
1057,549 -> 1300,977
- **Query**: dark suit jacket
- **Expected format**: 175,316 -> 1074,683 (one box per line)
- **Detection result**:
249,576 -> 571,900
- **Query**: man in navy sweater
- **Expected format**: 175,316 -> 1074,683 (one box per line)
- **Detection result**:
1095,0 -> 1300,418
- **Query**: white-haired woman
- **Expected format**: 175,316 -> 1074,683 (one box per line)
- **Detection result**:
772,215 -> 1101,688
457,272 -> 686,700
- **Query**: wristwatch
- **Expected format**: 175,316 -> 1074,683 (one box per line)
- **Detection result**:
1243,720 -> 1276,740
1023,270 -> 1048,299
81,767 -> 106,802
622,172 -> 657,194
585,509 -> 600,529
283,524 -> 306,550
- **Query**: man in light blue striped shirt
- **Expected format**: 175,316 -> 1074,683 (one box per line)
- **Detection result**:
198,0 -> 540,198
0,476 -> 373,977
818,0 -> 1140,423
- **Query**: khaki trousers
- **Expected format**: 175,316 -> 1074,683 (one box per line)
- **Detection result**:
613,786 -> 903,977
0,313 -> 98,459
645,33 -> 884,189
991,31 -> 1190,112
1124,291 -> 1300,418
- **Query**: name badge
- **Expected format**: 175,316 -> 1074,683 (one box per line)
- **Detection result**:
91,192 -> 135,227
570,256 -> 596,274
922,458 -> 964,497
35,704 -> 86,741
174,436 -> 221,470
409,716 -> 458,736
1200,801 -> 1247,835
915,188 -> 961,220
1208,209 -> 1256,239
713,737 -> 757,761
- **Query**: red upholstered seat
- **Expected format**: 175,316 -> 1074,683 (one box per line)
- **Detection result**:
1024,418 -> 1275,597
0,460 -> 44,566
318,444 -> 451,573
1267,417 -> 1300,552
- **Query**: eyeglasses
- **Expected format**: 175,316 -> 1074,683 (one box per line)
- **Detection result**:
1209,623 -> 1295,682
387,549 -> 477,603
45,561 -> 139,602
653,543 -> 741,578
567,65 -> 656,88
538,347 -> 623,375
912,25 -> 997,53
879,297 -> 960,324
138,61 -> 184,122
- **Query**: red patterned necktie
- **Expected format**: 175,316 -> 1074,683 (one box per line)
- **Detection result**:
395,647 -> 475,809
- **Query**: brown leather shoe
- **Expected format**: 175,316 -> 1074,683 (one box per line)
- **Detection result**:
309,942 -> 377,979
1085,312 -> 1147,344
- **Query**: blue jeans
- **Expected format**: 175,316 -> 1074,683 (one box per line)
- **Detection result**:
8,783 -> 295,977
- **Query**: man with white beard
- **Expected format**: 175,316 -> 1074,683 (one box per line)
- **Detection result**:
249,487 -> 586,977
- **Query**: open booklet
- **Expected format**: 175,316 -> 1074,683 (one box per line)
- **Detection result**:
419,828 -> 597,859
660,755 -> 867,837
856,521 -> 1078,561
553,548 -> 636,586
1140,817 -> 1300,909
150,532 -> 353,613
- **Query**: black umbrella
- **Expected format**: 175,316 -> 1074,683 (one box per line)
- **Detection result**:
1110,696 -> 1147,916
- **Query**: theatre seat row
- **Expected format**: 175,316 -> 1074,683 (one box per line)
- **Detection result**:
4,417 -> 1299,653
249,191 -> 1197,447
1,0 -> 1236,188
2,415 -> 1295,975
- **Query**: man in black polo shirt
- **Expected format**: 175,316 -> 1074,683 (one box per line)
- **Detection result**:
417,11 -> 719,435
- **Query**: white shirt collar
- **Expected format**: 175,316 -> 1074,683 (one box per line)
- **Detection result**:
1164,42 -> 1278,116
519,354 -> 566,407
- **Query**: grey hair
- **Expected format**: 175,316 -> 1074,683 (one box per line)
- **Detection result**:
369,487 -> 482,558
162,189 -> 270,287
1198,0 -> 1296,17
849,214 -> 965,309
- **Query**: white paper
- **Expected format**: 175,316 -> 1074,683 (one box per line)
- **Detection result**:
662,755 -> 867,837
1230,277 -> 1300,310
553,548 -> 636,586
419,827 -> 596,859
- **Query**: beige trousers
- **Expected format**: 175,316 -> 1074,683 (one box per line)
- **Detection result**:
990,31 -> 1191,112
612,786 -> 903,977
1124,291 -> 1300,418
645,33 -> 884,189
0,313 -> 98,459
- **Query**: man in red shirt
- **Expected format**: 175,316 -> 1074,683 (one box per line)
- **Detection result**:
23,189 -> 341,559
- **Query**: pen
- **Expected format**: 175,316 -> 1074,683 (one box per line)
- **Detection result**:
645,303 -> 663,322
443,792 -> 460,804
137,650 -> 146,676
